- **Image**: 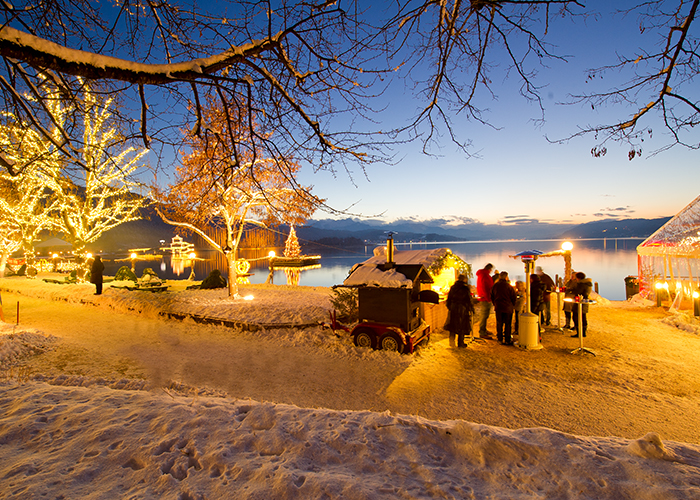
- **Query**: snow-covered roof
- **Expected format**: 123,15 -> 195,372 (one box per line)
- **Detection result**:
365,246 -> 450,267
342,247 -> 447,288
343,264 -> 415,288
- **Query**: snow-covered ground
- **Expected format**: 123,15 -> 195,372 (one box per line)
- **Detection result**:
1,275 -> 699,499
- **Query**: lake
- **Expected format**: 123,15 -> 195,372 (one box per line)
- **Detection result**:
104,238 -> 642,301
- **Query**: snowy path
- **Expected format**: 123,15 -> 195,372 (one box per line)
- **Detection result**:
4,288 -> 700,445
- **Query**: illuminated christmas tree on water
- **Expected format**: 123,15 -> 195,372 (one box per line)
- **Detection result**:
284,225 -> 301,258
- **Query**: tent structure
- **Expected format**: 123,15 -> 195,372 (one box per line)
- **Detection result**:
33,237 -> 72,255
637,194 -> 700,305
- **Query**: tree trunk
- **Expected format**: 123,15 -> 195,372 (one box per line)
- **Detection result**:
227,250 -> 239,298
0,251 -> 8,278
72,241 -> 88,281
21,240 -> 37,278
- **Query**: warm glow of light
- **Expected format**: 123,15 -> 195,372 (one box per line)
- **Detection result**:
243,295 -> 254,301
52,253 -> 58,259
561,241 -> 573,251
188,252 -> 196,259
86,253 -> 92,259
429,267 -> 455,297
268,251 -> 276,258
130,252 -> 137,259
693,291 -> 700,299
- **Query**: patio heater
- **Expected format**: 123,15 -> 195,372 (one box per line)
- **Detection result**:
513,250 -> 543,350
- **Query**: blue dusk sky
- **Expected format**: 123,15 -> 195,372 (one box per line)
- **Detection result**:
296,2 -> 699,226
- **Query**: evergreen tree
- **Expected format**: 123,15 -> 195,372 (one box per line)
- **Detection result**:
284,226 -> 301,258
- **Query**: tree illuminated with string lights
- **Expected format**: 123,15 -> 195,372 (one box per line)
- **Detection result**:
0,79 -> 149,280
51,85 -> 149,279
154,95 -> 322,298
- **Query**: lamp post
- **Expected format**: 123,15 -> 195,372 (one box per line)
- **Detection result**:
130,252 -> 137,273
693,289 -> 699,317
52,253 -> 59,272
512,250 -> 543,350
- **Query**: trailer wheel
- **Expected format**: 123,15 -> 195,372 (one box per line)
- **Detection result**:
353,327 -> 377,349
379,331 -> 405,353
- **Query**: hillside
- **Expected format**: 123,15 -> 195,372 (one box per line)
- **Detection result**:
558,217 -> 670,239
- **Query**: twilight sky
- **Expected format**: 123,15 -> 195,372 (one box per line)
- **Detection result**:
298,2 -> 699,226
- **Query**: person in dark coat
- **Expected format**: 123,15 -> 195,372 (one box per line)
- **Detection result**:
535,266 -> 556,326
571,271 -> 593,337
491,271 -> 517,345
445,274 -> 475,348
563,271 -> 578,329
513,280 -> 527,337
529,274 -> 545,318
90,255 -> 105,295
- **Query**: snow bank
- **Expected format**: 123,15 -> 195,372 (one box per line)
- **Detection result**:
1,382 -> 698,500
0,276 -> 332,326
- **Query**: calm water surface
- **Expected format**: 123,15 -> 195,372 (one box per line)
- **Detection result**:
103,238 -> 641,301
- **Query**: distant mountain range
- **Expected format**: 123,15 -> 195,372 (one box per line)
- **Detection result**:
89,208 -> 670,253
294,216 -> 671,245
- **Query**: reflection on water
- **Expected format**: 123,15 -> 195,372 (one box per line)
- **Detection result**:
101,238 -> 643,300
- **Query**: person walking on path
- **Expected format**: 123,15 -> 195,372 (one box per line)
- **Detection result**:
445,274 -> 475,348
90,255 -> 105,295
491,271 -> 517,345
536,266 -> 556,326
475,263 -> 494,338
572,271 -> 593,337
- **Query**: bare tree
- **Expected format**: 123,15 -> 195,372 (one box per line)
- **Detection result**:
0,1 -> 390,186
0,1 -> 589,182
2,0 -> 691,179
557,0 -> 700,159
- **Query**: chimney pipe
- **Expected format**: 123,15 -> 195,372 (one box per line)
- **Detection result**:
385,232 -> 395,269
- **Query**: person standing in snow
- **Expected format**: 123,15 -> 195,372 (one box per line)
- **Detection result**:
571,271 -> 593,337
563,271 -> 578,329
491,271 -> 516,345
475,263 -> 494,338
513,280 -> 527,337
536,266 -> 556,326
529,274 -> 545,315
445,274 -> 475,348
90,255 -> 105,295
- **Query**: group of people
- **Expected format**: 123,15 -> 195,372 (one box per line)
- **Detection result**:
563,270 -> 594,337
445,262 -> 593,348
